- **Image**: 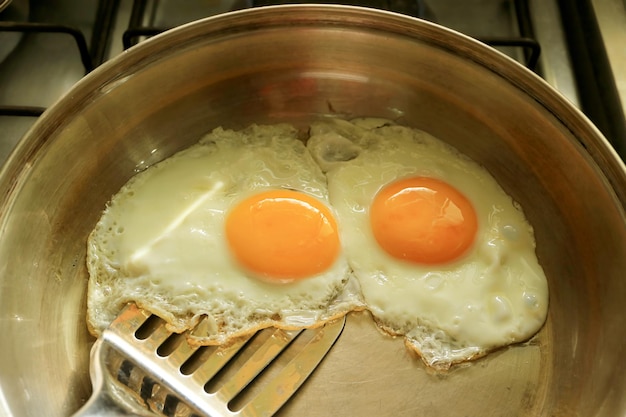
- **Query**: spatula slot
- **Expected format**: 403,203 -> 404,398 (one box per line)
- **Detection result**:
157,331 -> 187,357
134,314 -> 164,340
180,345 -> 217,375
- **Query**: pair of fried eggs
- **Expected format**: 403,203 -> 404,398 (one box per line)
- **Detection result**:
86,118 -> 549,369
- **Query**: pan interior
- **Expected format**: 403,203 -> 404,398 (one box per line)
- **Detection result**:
0,6 -> 624,416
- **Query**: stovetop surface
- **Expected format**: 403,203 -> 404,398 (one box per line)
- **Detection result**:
0,0 -> 624,163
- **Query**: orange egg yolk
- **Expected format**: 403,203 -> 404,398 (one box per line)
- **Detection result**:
370,176 -> 477,265
225,189 -> 340,282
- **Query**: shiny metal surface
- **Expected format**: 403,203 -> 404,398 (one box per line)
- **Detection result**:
75,304 -> 346,416
73,338 -> 159,417
0,5 -> 625,416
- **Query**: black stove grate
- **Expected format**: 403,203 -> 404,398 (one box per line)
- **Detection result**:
0,21 -> 93,117
0,0 -> 118,118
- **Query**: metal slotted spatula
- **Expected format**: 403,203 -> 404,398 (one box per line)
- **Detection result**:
73,303 -> 346,417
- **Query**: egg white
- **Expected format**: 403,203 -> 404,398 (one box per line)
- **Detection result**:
86,124 -> 360,344
307,118 -> 549,369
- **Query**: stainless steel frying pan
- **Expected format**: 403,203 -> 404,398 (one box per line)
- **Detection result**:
0,5 -> 624,416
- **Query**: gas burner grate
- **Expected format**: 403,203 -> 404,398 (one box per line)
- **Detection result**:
480,37 -> 540,70
0,21 -> 93,117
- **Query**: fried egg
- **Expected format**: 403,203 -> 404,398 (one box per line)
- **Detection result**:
307,118 -> 549,369
87,119 -> 549,370
86,124 -> 360,344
